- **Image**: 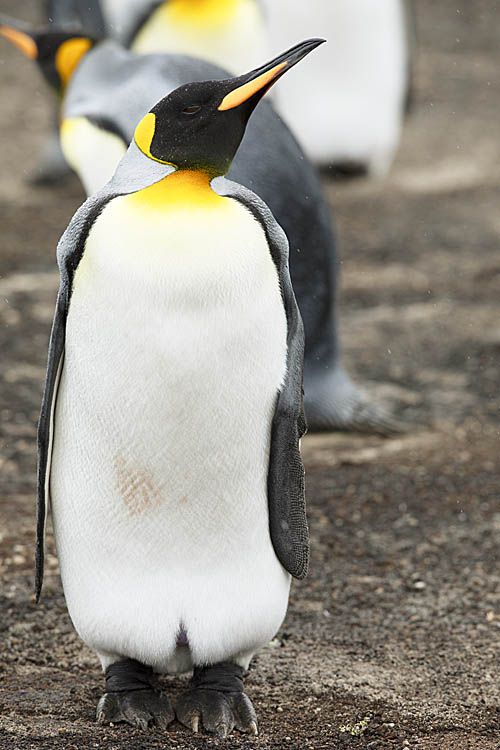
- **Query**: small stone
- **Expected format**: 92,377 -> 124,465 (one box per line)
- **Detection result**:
413,580 -> 426,590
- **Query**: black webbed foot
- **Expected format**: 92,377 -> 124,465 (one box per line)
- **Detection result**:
96,658 -> 174,730
176,662 -> 258,738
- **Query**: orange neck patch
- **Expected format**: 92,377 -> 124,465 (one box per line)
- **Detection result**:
128,170 -> 227,211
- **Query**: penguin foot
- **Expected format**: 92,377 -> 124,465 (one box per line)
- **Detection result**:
96,689 -> 174,729
319,160 -> 368,180
176,662 -> 258,738
304,365 -> 410,436
307,394 -> 409,436
96,658 -> 174,730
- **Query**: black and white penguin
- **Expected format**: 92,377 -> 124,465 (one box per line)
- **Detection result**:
37,40 -> 320,736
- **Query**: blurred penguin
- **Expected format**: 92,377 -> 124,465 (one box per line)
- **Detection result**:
102,0 -> 269,72
30,1 -> 107,184
262,0 -> 413,176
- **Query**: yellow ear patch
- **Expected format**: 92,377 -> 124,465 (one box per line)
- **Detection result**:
134,112 -> 175,165
134,112 -> 158,160
218,62 -> 287,111
0,26 -> 38,59
55,37 -> 92,88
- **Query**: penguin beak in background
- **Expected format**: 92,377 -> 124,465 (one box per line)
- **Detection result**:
218,38 -> 325,112
0,19 -> 38,58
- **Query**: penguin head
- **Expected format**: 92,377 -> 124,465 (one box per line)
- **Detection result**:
134,38 -> 324,176
0,14 -> 99,94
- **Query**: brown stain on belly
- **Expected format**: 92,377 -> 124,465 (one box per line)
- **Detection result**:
114,455 -> 164,516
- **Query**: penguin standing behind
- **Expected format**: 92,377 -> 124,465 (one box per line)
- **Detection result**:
37,40 -> 321,735
0,16 -> 400,433
262,0 -> 413,175
122,0 -> 269,72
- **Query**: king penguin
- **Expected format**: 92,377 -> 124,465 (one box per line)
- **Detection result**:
37,39 -> 322,735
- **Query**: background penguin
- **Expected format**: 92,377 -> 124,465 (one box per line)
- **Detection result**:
262,0 -> 414,176
32,2 -> 106,184
0,16 -> 401,434
37,39 -> 321,735
113,0 -> 269,72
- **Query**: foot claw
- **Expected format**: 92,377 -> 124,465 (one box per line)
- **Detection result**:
96,693 -> 119,724
215,722 -> 229,739
190,714 -> 199,733
176,687 -> 256,737
96,689 -> 174,730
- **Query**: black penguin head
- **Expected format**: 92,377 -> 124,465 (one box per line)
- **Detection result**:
0,14 -> 99,94
134,38 -> 325,177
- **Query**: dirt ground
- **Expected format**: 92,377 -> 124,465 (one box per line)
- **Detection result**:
0,1 -> 499,748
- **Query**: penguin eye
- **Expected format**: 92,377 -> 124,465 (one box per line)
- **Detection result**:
182,105 -> 201,115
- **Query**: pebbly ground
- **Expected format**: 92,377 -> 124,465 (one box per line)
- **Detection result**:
0,1 -> 499,748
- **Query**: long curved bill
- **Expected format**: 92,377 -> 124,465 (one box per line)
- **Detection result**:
218,38 -> 325,111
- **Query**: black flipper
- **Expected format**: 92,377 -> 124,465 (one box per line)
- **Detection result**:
35,289 -> 66,600
213,177 -> 309,580
35,198 -> 109,600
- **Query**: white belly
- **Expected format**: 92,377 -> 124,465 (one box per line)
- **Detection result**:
131,0 -> 269,75
264,0 -> 407,174
50,192 -> 290,672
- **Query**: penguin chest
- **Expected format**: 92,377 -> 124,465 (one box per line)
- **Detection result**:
50,184 -> 289,663
131,0 -> 268,73
56,186 -> 288,517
